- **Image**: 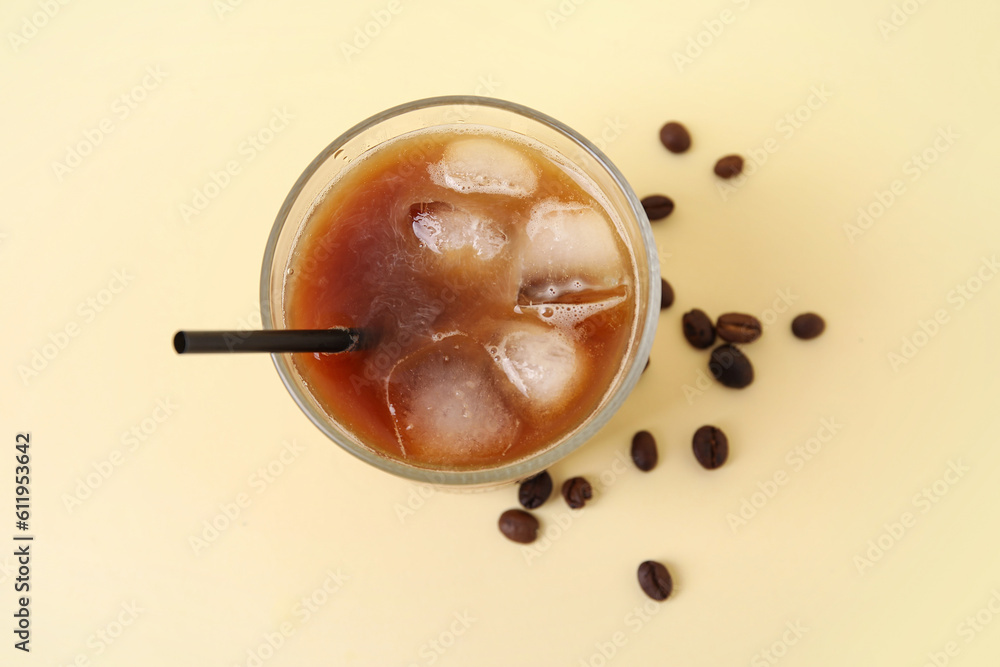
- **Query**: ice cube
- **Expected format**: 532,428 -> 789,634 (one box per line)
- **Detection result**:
386,335 -> 519,466
409,201 -> 506,260
489,321 -> 583,412
521,200 -> 624,287
429,137 -> 538,197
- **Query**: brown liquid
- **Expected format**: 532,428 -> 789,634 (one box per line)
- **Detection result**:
284,127 -> 635,470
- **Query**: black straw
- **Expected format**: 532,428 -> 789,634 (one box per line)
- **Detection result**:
173,328 -> 367,354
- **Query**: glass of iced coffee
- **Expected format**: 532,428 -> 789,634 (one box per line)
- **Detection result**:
261,97 -> 659,487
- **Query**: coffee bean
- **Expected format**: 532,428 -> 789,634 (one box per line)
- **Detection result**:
792,313 -> 825,339
659,122 -> 691,154
660,278 -> 674,310
518,471 -> 553,509
498,509 -> 539,544
631,431 -> 658,471
643,357 -> 651,374
641,195 -> 674,221
561,477 -> 592,509
714,155 -> 744,179
637,560 -> 673,601
682,309 -> 716,349
692,425 -> 728,469
716,313 -> 762,343
708,343 -> 754,388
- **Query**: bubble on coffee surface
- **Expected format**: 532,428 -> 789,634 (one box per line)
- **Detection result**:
431,330 -> 465,342
521,199 -> 624,288
386,334 -> 520,465
519,296 -> 627,329
515,282 -> 629,329
521,279 -> 586,300
428,137 -> 539,197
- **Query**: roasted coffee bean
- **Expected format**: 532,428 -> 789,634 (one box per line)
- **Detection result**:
659,122 -> 691,153
518,471 -> 553,509
637,560 -> 673,601
631,431 -> 658,471
561,477 -> 592,509
692,425 -> 728,469
641,195 -> 675,221
498,509 -> 539,543
660,278 -> 675,310
714,155 -> 744,178
792,313 -> 825,339
708,343 -> 754,388
716,313 -> 762,343
682,309 -> 716,349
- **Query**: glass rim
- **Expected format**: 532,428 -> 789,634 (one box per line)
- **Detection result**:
260,95 -> 660,486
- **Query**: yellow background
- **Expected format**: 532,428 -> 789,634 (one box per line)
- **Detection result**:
3,0 -> 999,664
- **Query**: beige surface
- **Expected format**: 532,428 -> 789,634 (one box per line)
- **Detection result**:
3,0 -> 1000,664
